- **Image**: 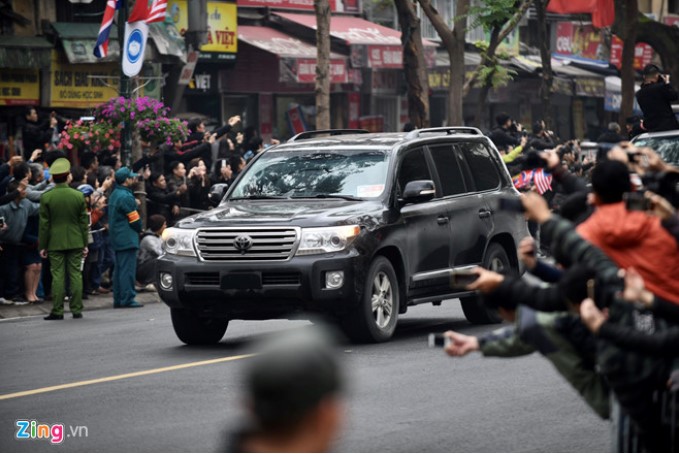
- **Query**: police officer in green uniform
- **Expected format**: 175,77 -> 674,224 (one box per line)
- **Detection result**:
39,158 -> 89,320
109,167 -> 144,308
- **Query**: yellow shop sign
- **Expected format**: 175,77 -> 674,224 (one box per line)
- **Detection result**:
167,1 -> 237,58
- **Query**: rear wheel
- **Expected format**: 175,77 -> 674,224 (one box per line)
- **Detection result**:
461,243 -> 510,324
171,309 -> 229,345
341,256 -> 399,343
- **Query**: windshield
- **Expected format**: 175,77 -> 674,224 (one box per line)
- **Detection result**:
229,149 -> 390,200
633,136 -> 679,165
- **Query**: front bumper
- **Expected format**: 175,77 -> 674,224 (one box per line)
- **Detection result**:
156,251 -> 364,319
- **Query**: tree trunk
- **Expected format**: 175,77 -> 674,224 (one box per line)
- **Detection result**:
634,16 -> 679,94
315,0 -> 331,130
475,27 -> 500,127
416,0 -> 469,126
615,0 -> 639,127
535,0 -> 553,128
395,0 -> 429,128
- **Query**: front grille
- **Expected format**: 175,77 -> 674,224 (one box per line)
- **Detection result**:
195,227 -> 298,261
185,272 -> 220,286
262,272 -> 301,286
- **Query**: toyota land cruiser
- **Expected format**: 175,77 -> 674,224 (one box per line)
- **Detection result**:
156,127 -> 529,344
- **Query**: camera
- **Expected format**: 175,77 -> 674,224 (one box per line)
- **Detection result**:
428,333 -> 451,348
623,192 -> 651,212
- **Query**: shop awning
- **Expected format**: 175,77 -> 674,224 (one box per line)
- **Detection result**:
51,23 -> 119,64
0,36 -> 52,69
273,12 -> 437,69
148,23 -> 187,63
510,55 -> 606,97
239,26 -> 349,84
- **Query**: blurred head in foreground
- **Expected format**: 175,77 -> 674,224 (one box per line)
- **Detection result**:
237,326 -> 344,453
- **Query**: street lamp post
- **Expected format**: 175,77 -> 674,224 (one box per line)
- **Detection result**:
117,0 -> 132,167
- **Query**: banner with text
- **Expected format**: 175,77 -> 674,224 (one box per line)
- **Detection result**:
237,0 -> 359,13
167,0 -> 237,60
50,56 -> 120,108
0,69 -> 40,106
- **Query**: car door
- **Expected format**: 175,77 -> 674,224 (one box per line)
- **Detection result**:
396,147 -> 452,292
428,142 -> 489,267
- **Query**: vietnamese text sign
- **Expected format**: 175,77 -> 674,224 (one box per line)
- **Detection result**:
554,22 -> 608,63
167,1 -> 237,57
609,35 -> 653,71
237,0 -> 359,13
0,69 -> 40,106
50,56 -> 119,108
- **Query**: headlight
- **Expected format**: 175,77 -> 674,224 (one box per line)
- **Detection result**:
162,227 -> 197,257
296,225 -> 360,256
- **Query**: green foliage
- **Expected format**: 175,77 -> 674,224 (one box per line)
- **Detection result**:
468,0 -> 519,32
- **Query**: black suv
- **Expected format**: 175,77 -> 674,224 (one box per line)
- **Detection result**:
157,128 -> 529,344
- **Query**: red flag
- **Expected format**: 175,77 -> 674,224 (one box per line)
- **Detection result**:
127,0 -> 149,23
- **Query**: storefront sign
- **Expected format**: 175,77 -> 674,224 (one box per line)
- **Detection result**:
367,45 -> 402,69
609,36 -> 653,71
552,76 -> 573,96
575,77 -> 605,97
427,68 -> 481,91
279,58 -> 348,84
50,57 -> 120,108
554,22 -> 608,64
167,1 -> 237,60
0,69 -> 40,106
178,50 -> 199,85
237,0 -> 359,13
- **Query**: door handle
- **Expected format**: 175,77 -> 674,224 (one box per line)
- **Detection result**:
437,216 -> 449,225
478,209 -> 492,219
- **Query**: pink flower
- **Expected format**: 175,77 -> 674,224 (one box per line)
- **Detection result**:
67,143 -> 73,150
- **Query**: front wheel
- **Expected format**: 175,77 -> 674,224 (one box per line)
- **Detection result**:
461,243 -> 511,324
341,256 -> 399,343
171,309 -> 229,345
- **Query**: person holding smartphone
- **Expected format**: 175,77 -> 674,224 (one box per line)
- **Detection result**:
635,64 -> 679,132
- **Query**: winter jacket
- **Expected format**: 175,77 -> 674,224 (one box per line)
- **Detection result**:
635,81 -> 679,132
576,202 -> 679,305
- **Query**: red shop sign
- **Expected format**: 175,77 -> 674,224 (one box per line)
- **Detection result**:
554,22 -> 608,63
609,35 -> 653,71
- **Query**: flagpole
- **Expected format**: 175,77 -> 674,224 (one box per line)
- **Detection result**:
118,0 -> 132,167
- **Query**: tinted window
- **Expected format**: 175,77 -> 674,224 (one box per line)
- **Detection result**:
429,145 -> 467,196
398,149 -> 432,192
230,149 -> 390,199
632,136 -> 679,165
458,142 -> 501,191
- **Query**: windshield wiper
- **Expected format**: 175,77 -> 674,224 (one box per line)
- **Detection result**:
290,194 -> 363,201
229,195 -> 288,200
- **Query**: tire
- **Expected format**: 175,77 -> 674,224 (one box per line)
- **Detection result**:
171,308 -> 229,345
341,256 -> 399,343
461,243 -> 511,324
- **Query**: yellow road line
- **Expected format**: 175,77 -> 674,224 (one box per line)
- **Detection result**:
0,353 -> 256,401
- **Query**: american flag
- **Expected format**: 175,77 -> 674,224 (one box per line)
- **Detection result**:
93,0 -> 121,58
513,169 -> 553,195
533,168 -> 553,195
146,0 -> 168,23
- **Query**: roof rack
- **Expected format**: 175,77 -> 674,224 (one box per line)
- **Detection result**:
287,129 -> 370,142
405,127 -> 483,140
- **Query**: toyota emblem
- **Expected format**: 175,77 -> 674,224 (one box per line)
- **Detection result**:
233,235 -> 253,254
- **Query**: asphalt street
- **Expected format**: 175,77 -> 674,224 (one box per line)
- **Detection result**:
0,301 -> 610,452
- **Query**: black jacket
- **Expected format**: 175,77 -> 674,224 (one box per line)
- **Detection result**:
21,120 -> 53,160
488,127 -> 521,151
146,184 -> 180,221
596,131 -> 626,144
635,81 -> 679,132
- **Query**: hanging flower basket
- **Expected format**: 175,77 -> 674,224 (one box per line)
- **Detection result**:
137,117 -> 190,146
59,120 -> 122,153
94,96 -> 170,126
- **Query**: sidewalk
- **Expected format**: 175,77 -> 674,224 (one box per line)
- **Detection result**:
0,290 -> 161,320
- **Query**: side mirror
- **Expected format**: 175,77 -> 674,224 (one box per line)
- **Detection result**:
209,183 -> 229,205
401,180 -> 436,204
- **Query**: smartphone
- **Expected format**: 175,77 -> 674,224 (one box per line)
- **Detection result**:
428,333 -> 451,348
450,267 -> 480,289
586,279 -> 595,301
623,192 -> 651,211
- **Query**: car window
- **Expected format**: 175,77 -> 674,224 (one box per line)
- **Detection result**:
632,136 -> 679,165
457,142 -> 501,191
229,149 -> 390,199
428,144 -> 467,196
398,148 -> 432,192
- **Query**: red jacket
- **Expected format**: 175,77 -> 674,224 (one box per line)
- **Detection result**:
577,202 -> 679,305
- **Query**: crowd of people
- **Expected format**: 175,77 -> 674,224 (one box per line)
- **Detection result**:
0,107 -> 277,316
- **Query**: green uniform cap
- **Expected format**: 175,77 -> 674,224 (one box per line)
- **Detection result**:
49,158 -> 71,176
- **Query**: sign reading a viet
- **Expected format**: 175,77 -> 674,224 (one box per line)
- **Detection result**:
167,0 -> 237,60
